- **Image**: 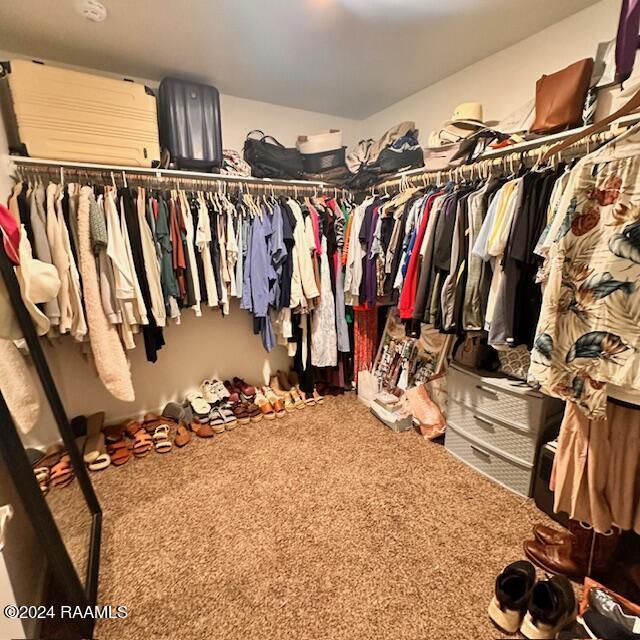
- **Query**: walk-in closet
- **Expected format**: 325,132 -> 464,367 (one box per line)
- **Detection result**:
0,1 -> 638,638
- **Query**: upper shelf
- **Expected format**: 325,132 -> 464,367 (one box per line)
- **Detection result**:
4,155 -> 332,187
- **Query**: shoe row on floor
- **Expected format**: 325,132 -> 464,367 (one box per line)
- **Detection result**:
28,371 -> 331,494
489,559 -> 640,639
185,372 -> 325,426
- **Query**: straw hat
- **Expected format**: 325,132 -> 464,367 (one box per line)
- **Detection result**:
428,102 -> 496,147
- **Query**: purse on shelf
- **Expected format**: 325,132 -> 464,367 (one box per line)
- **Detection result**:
531,58 -> 595,134
243,130 -> 304,179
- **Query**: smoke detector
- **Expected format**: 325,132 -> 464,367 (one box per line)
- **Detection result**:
75,0 -> 108,22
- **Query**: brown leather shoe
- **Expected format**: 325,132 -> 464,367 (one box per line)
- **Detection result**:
533,523 -> 572,546
523,540 -> 585,582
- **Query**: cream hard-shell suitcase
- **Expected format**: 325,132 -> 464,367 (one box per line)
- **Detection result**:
0,59 -> 160,167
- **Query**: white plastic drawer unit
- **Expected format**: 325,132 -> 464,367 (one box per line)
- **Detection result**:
447,400 -> 539,465
444,364 -> 564,497
447,364 -> 564,433
445,423 -> 534,497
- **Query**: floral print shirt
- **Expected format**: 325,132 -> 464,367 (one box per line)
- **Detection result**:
529,145 -> 640,418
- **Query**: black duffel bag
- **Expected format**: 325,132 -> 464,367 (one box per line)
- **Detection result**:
243,130 -> 304,179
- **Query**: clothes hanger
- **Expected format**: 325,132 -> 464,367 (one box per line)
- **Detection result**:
541,85 -> 640,162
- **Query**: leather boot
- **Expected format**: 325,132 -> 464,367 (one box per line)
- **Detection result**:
590,527 -> 620,577
524,521 -> 594,582
533,523 -> 572,546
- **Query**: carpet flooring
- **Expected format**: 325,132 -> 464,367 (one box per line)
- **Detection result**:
90,394 -> 555,640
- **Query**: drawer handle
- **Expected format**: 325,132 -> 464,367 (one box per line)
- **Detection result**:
474,415 -> 495,431
470,444 -> 492,461
475,384 -> 498,397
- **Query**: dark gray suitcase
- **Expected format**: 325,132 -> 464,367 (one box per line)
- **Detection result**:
157,77 -> 223,171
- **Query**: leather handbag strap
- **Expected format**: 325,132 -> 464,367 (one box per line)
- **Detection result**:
261,135 -> 286,148
246,129 -> 266,140
542,87 -> 640,161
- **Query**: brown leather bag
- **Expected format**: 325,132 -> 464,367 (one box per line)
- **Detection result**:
531,58 -> 594,134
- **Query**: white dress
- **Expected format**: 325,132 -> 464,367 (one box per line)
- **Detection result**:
311,237 -> 337,367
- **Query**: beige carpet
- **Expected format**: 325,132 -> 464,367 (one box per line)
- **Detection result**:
91,394 -> 554,640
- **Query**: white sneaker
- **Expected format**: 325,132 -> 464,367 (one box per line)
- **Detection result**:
201,379 -> 218,403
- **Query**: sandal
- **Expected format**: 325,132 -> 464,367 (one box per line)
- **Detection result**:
106,440 -> 132,466
174,422 -> 191,447
33,465 -> 50,495
246,402 -> 263,423
262,387 -> 286,418
298,387 -> 316,407
125,420 -> 143,437
254,390 -> 276,420
185,392 -> 211,423
104,421 -> 128,443
232,402 -> 251,425
313,389 -> 325,405
218,404 -> 238,430
153,425 -> 172,453
289,386 -> 306,410
191,419 -> 214,438
50,455 -> 74,488
282,391 -> 296,412
132,430 -> 153,458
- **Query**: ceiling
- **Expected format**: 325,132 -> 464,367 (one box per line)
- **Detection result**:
0,0 -> 600,119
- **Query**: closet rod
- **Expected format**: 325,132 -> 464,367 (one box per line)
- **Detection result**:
381,111 -> 640,187
5,156 -> 332,188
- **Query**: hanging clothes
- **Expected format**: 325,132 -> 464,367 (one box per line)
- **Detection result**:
529,135 -> 640,418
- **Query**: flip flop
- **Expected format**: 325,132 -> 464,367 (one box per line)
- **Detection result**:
174,422 -> 191,447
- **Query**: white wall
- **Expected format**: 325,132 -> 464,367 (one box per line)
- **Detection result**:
0,52 -> 359,448
361,0 -> 620,140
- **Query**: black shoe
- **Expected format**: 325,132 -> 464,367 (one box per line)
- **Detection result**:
521,575 -> 577,640
488,560 -> 536,633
